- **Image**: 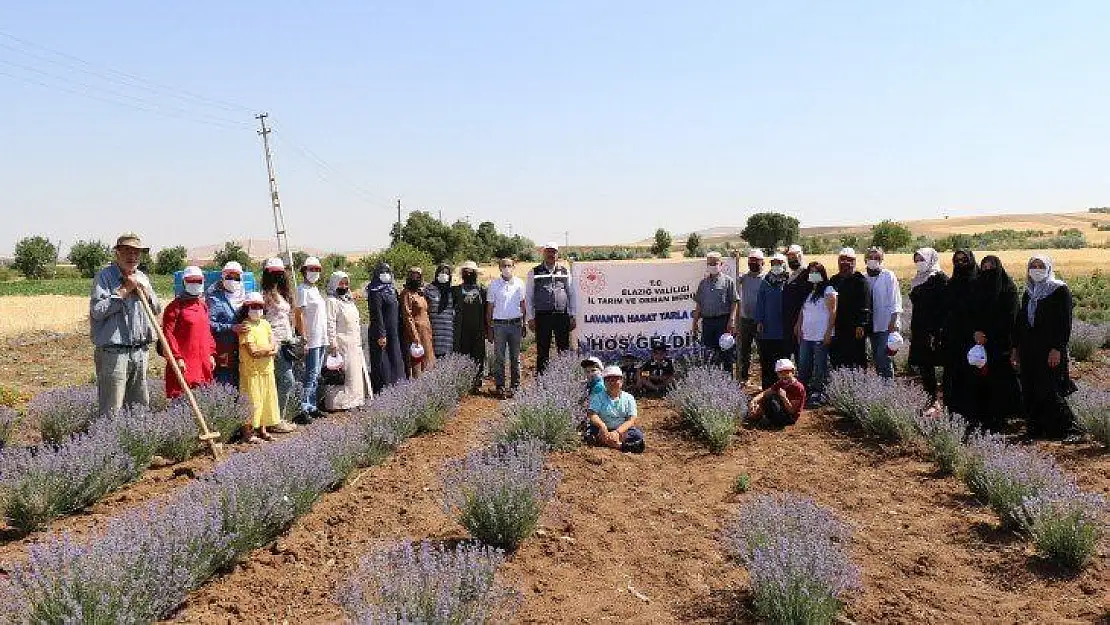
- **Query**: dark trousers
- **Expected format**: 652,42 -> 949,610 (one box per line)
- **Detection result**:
455,327 -> 486,390
535,312 -> 571,375
700,316 -> 734,372
919,365 -> 939,403
763,395 -> 798,427
829,332 -> 867,369
738,318 -> 758,379
1020,355 -> 1076,439
758,338 -> 789,389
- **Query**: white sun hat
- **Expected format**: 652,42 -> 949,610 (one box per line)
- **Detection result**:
886,331 -> 905,355
601,365 -> 624,379
774,358 -> 796,372
264,257 -> 285,272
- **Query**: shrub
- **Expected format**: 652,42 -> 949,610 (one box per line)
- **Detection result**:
67,240 -> 111,278
1068,384 -> 1110,446
338,540 -> 520,624
187,383 -> 252,444
495,353 -> 583,451
409,355 -> 478,433
154,245 -> 188,275
1020,484 -> 1107,569
720,493 -> 860,625
26,385 -> 99,444
1069,321 -> 1102,362
912,411 -> 968,474
669,366 -> 747,453
826,368 -> 925,442
13,235 -> 57,279
964,441 -> 1071,529
441,439 -> 560,551
734,473 -> 751,493
151,403 -> 202,463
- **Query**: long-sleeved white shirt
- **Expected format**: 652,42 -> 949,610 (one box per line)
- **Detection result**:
865,269 -> 902,332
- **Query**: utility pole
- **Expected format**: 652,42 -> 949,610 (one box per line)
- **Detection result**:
256,113 -> 293,271
394,198 -> 402,245
565,231 -> 569,249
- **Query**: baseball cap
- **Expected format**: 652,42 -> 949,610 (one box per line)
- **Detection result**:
748,249 -> 765,260
838,247 -> 857,259
580,356 -> 603,369
303,256 -> 322,270
601,365 -> 624,379
114,232 -> 149,252
543,241 -> 560,252
222,261 -> 243,276
774,358 -> 796,372
264,257 -> 285,272
461,260 -> 478,271
183,265 -> 204,281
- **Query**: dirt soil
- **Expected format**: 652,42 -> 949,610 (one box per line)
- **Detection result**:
0,333 -> 1107,624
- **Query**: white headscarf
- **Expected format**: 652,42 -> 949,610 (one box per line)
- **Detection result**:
327,271 -> 352,300
910,247 -> 941,289
1025,254 -> 1065,326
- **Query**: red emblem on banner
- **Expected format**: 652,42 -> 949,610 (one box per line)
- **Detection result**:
580,266 -> 606,296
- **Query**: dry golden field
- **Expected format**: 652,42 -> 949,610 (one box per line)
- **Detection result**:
0,295 -> 88,338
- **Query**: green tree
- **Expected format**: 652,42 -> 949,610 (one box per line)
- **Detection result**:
870,220 -> 914,252
838,234 -> 861,250
684,233 -> 703,258
359,242 -> 434,279
13,236 -> 58,279
67,240 -> 111,278
934,233 -> 973,252
322,253 -> 349,273
291,250 -> 309,270
740,212 -> 800,251
212,241 -> 254,272
651,228 -> 673,258
399,211 -> 454,262
154,245 -> 188,275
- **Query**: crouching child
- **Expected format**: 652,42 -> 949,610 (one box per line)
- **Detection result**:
585,366 -> 645,453
638,340 -> 675,396
747,358 -> 805,427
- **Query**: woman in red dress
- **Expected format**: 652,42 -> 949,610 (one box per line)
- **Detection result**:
162,265 -> 217,398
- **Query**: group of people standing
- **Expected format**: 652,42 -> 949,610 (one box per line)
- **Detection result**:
693,245 -> 1079,440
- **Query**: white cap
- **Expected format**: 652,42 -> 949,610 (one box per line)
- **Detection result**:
748,249 -> 765,260
183,265 -> 204,280
264,257 -> 285,272
244,291 -> 264,305
967,344 -> 987,368
222,261 -> 243,275
770,253 -> 787,263
410,342 -> 426,360
601,365 -> 624,379
774,358 -> 796,373
787,244 -> 803,255
718,333 -> 736,351
581,356 -> 603,369
543,242 -> 559,252
706,251 -> 723,260
461,260 -> 478,271
303,256 -> 322,269
886,331 -> 905,354
838,247 -> 857,259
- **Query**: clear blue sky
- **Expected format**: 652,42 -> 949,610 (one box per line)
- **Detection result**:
2,1 -> 1108,257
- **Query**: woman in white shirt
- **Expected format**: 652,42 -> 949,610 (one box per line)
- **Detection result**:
795,262 -> 838,406
261,258 -> 297,432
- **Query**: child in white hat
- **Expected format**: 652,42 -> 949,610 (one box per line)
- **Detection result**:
747,358 -> 806,427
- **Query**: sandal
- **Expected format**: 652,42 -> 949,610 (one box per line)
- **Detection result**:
245,435 -> 264,444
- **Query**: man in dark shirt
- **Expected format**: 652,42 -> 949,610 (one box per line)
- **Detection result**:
747,358 -> 805,427
781,244 -> 809,360
452,260 -> 487,393
638,341 -> 676,396
619,353 -> 641,395
828,248 -> 872,369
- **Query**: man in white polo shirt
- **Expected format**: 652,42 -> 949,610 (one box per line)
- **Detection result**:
486,257 -> 528,398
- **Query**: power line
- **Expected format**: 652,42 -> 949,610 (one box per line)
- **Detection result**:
271,127 -> 395,209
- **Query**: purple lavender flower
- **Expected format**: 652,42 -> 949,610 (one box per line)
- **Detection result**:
26,385 -> 98,444
0,406 -> 18,449
1069,320 -> 1103,362
911,410 -> 968,474
669,366 -> 747,453
826,368 -> 926,441
441,439 -> 560,550
496,380 -> 582,451
186,383 -> 252,444
963,438 -> 1072,529
1021,483 -> 1107,569
1068,383 -> 1110,447
338,539 -> 520,624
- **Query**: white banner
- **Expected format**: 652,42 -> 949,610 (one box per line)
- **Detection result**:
573,257 -> 739,357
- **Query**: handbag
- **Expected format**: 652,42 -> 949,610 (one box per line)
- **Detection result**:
280,340 -> 299,363
320,353 -> 346,385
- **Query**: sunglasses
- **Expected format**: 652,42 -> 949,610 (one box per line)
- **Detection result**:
224,274 -> 242,281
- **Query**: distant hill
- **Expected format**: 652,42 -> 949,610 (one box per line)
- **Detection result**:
637,211 -> 1110,247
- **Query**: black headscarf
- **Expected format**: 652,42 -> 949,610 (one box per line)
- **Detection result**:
975,255 -> 1015,302
434,263 -> 453,313
949,249 -> 978,297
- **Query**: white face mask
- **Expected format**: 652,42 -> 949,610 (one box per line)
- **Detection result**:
306,271 -> 321,284
915,260 -> 929,273
707,264 -> 721,275
224,279 -> 241,293
500,267 -> 513,280
379,273 -> 393,284
808,272 -> 823,283
436,273 -> 450,284
865,259 -> 881,271
769,264 -> 785,275
1029,268 -> 1048,283
248,308 -> 263,320
184,282 -> 204,296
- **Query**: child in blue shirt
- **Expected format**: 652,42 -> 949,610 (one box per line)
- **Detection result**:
585,366 -> 645,453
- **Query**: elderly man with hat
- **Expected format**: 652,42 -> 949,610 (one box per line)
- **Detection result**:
89,232 -> 162,415
692,251 -> 739,372
452,260 -> 487,393
525,242 -> 577,375
737,248 -> 766,384
828,247 -> 872,369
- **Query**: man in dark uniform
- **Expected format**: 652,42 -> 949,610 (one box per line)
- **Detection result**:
452,260 -> 487,393
828,247 -> 872,369
526,242 -> 577,375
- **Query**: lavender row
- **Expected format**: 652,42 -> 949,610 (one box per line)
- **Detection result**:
669,365 -> 748,453
720,493 -> 861,624
0,355 -> 478,623
494,352 -> 585,451
825,367 -> 927,442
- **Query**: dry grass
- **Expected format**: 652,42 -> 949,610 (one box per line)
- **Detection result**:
801,248 -> 1110,280
0,296 -> 88,338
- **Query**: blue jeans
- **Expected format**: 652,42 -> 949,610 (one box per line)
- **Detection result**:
870,331 -> 894,378
493,322 -> 522,390
302,346 -> 325,413
798,340 -> 829,399
275,345 -> 297,419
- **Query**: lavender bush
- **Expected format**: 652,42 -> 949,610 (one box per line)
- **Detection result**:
1068,383 -> 1110,447
0,406 -> 18,449
150,403 -> 202,463
1021,484 -> 1107,569
437,354 -> 482,401
826,368 -> 925,442
964,440 -> 1072,529
669,366 -> 747,453
338,540 -> 520,624
187,383 -> 252,444
26,385 -> 99,444
1069,320 -> 1103,362
146,379 -> 170,412
720,493 -> 861,625
912,411 -> 968,474
495,353 -> 583,451
442,439 -> 560,551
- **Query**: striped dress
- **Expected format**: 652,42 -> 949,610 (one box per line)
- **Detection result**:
423,284 -> 456,358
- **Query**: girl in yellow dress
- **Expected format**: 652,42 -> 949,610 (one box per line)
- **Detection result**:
238,291 -> 280,442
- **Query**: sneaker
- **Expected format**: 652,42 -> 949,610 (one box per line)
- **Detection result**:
271,421 -> 297,434
245,435 -> 264,445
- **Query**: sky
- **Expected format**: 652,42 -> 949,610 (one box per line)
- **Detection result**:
2,1 -> 1109,257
